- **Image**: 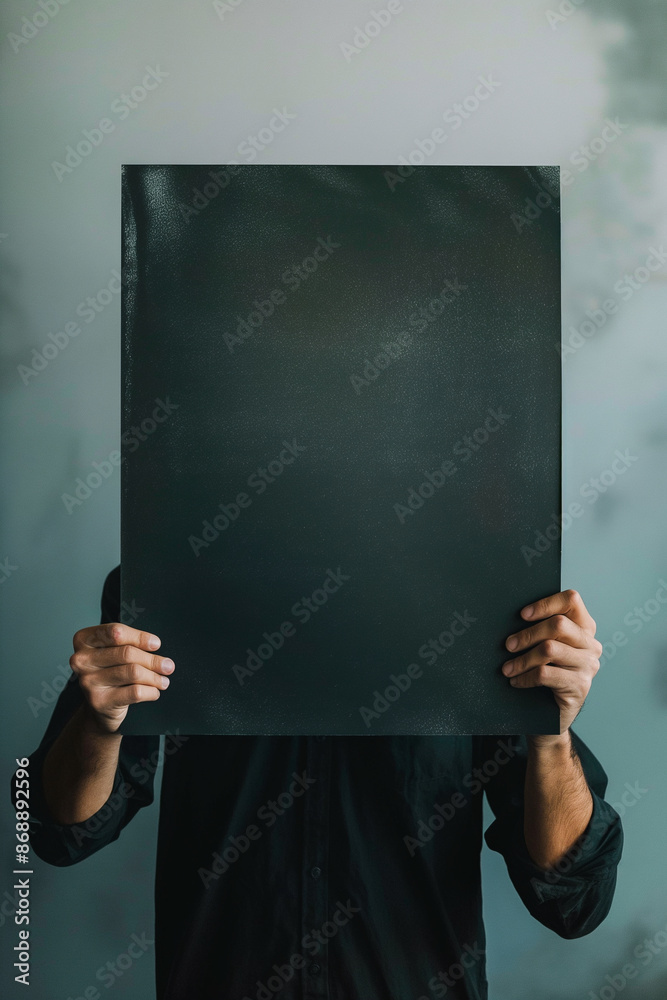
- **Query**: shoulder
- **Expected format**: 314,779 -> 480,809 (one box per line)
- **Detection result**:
100,564 -> 121,624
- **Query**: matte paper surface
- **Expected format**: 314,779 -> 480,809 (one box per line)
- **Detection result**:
120,164 -> 561,736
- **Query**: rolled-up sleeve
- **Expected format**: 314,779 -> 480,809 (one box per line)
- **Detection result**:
10,566 -> 159,867
480,730 -> 623,939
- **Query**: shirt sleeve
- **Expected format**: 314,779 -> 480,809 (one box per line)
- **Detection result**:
10,565 -> 160,867
479,729 -> 623,939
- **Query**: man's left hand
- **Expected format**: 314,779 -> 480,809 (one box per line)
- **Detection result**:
502,589 -> 603,734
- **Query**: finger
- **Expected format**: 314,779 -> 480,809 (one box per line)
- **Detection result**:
507,663 -> 590,692
506,614 -> 603,655
73,622 -> 161,652
81,662 -> 171,690
520,589 -> 596,634
88,683 -> 163,713
502,639 -> 599,677
70,643 -> 173,676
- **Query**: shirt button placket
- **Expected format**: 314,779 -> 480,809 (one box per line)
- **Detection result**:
301,736 -> 331,1000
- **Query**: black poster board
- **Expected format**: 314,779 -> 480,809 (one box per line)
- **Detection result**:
119,164 -> 561,736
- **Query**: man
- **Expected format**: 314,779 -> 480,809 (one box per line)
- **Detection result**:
14,566 -> 622,999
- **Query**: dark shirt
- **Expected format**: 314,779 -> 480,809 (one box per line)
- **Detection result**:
15,566 -> 623,999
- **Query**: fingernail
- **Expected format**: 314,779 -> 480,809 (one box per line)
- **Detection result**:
522,605 -> 534,618
148,635 -> 161,649
160,676 -> 170,688
161,658 -> 175,673
502,663 -> 513,675
506,636 -> 518,651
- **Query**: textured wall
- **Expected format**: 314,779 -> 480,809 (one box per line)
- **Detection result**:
1,1 -> 666,997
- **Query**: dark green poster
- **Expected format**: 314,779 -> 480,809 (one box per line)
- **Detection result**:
120,164 -> 561,736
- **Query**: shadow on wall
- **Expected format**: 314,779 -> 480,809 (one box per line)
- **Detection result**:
652,644 -> 667,707
494,917 -> 667,999
574,917 -> 667,999
587,0 -> 667,124
0,252 -> 31,390
569,0 -> 667,711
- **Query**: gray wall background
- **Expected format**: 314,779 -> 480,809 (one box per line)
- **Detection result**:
1,1 -> 666,997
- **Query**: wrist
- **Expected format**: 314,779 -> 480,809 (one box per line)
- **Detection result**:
528,729 -> 572,754
78,702 -> 124,741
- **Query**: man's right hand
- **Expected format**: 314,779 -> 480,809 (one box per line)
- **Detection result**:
69,623 -> 175,733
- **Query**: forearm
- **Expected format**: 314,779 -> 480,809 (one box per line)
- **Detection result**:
41,703 -> 123,825
523,730 -> 594,870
